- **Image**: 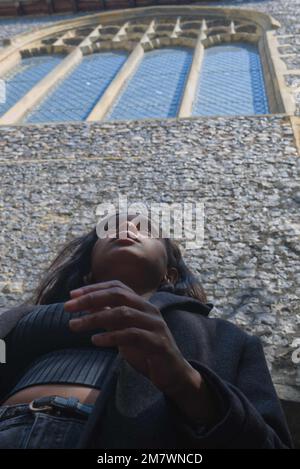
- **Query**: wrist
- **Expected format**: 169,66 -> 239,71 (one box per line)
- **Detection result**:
163,359 -> 220,427
163,358 -> 202,394
163,359 -> 203,414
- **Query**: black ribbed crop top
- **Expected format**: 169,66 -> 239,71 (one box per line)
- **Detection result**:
0,303 -> 118,404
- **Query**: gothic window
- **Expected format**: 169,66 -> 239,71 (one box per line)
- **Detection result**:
0,6 -> 291,124
24,51 -> 128,123
192,43 -> 269,117
106,47 -> 193,121
0,54 -> 64,117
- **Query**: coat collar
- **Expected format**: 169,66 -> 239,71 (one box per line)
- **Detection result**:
148,290 -> 213,317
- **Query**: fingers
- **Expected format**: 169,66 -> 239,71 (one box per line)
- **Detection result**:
64,286 -> 157,315
69,280 -> 135,299
91,327 -> 163,351
69,306 -> 165,334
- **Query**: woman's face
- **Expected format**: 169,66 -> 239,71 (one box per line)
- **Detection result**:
90,213 -> 172,295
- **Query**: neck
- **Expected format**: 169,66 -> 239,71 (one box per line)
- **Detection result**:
140,289 -> 157,301
90,273 -> 159,300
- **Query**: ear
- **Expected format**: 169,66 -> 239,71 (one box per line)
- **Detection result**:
166,267 -> 179,285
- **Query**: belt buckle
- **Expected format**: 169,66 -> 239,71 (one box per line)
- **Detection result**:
28,396 -> 93,419
29,400 -> 54,413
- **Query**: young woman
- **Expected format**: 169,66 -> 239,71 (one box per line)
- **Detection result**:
0,212 -> 294,449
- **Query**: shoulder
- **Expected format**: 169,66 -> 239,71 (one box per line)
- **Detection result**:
207,314 -> 262,353
0,302 -> 64,338
0,303 -> 35,338
172,301 -> 259,348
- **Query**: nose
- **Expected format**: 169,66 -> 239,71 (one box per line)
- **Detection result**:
118,220 -> 138,236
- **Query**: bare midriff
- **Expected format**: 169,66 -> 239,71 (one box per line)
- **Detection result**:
2,385 -> 101,406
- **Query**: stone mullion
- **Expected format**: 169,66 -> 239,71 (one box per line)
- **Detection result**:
0,24 -> 102,125
170,16 -> 181,39
112,22 -> 130,43
0,50 -> 21,78
178,19 -> 206,118
52,30 -> 76,54
290,117 -> 300,154
86,20 -> 156,122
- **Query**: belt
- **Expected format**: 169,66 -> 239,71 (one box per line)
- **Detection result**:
28,396 -> 94,420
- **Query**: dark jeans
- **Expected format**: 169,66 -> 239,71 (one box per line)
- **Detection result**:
0,400 -> 89,449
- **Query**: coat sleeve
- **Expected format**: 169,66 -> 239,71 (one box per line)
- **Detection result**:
0,303 -> 35,402
164,334 -> 294,448
0,304 -> 34,339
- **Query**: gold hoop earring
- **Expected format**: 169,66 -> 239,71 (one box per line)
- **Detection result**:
159,276 -> 175,292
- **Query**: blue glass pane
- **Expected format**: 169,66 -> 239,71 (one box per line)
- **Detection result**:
25,51 -> 128,123
106,47 -> 193,121
0,55 -> 63,117
192,43 -> 269,116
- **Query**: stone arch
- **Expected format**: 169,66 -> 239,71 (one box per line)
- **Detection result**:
0,5 -> 293,124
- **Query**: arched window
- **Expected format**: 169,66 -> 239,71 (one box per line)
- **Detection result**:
105,47 -> 193,121
192,43 -> 269,116
0,55 -> 63,117
25,51 -> 128,123
0,6 -> 291,124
